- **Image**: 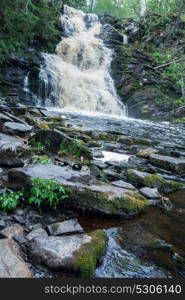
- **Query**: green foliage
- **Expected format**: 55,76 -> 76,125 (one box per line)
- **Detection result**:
28,178 -> 69,208
0,0 -> 87,63
59,139 -> 83,158
0,191 -> 23,212
33,155 -> 52,164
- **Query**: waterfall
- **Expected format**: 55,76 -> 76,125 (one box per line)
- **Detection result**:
39,5 -> 126,118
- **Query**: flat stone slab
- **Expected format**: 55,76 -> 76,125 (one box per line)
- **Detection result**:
47,219 -> 84,236
139,187 -> 161,199
3,122 -> 33,137
8,164 -> 92,190
0,112 -> 13,123
111,180 -> 136,190
0,133 -> 24,151
0,239 -> 32,278
149,154 -> 185,174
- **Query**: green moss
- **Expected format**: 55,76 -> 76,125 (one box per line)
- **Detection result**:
144,174 -> 184,193
58,139 -> 92,161
117,137 -> 134,145
134,139 -> 151,146
73,230 -> 108,278
93,134 -> 117,141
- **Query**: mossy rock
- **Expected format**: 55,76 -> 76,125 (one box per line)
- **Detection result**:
127,169 -> 184,194
64,183 -> 149,218
73,230 -> 108,278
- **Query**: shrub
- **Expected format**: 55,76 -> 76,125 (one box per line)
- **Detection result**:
28,178 -> 69,208
0,191 -> 23,212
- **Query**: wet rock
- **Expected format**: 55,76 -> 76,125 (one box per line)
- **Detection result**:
0,112 -> 13,123
0,220 -> 6,228
149,154 -> 185,175
28,230 -> 107,277
3,122 -> 33,137
0,224 -> 24,239
111,180 -> 136,190
127,169 -> 184,193
27,228 -> 48,241
13,235 -> 27,244
47,219 -> 84,236
8,164 -> 93,190
137,148 -> 159,158
0,239 -> 32,278
139,187 -> 161,199
0,133 -> 24,151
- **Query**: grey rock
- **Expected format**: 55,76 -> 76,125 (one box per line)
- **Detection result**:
0,220 -> 6,227
27,228 -> 48,241
3,122 -> 33,137
0,112 -> 13,123
8,164 -> 93,190
139,187 -> 161,199
0,239 -> 32,278
149,154 -> 185,174
0,133 -> 24,151
111,180 -> 136,190
0,224 -> 24,239
47,219 -> 84,236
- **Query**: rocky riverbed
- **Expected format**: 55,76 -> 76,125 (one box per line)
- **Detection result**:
0,98 -> 185,278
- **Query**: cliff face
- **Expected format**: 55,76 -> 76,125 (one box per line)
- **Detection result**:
100,13 -> 185,121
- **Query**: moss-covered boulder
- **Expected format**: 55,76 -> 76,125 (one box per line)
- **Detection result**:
31,129 -> 92,160
136,148 -> 159,158
28,230 -> 108,278
127,169 -> 184,193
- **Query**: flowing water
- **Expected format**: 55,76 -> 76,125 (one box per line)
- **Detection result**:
39,5 -> 126,118
36,6 -> 185,278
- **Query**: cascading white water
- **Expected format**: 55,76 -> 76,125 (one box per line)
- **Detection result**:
39,5 -> 126,118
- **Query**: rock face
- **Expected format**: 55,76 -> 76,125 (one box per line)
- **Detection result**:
47,219 -> 84,236
29,230 -> 107,277
26,228 -> 48,241
0,239 -> 32,278
149,154 -> 185,175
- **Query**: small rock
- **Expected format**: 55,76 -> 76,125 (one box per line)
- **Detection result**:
139,187 -> 161,199
0,220 -> 6,228
47,219 -> 84,236
111,180 -> 136,190
0,239 -> 32,278
0,224 -> 24,239
27,228 -> 48,241
13,235 -> 27,244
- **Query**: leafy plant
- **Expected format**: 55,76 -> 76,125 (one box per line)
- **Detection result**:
59,139 -> 83,158
33,155 -> 53,164
28,178 -> 69,208
0,191 -> 23,212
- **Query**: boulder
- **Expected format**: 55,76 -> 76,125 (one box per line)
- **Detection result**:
136,148 -> 159,158
32,129 -> 92,159
3,122 -> 33,137
0,239 -> 32,278
28,230 -> 107,277
47,219 -> 84,236
149,154 -> 185,174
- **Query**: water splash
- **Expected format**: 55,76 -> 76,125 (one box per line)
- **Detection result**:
39,5 -> 126,118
